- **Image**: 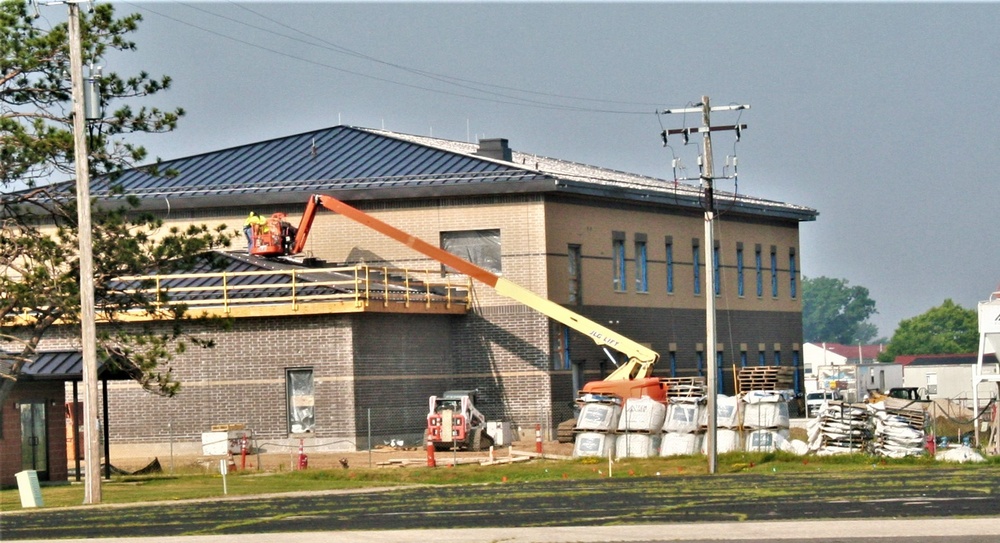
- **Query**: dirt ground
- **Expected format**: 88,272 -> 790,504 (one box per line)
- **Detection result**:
103,439 -> 577,474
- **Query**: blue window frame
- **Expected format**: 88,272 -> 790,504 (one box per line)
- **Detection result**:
774,350 -> 782,366
758,350 -> 766,366
713,244 -> 721,296
770,247 -> 778,297
693,241 -> 701,295
669,350 -> 677,377
789,249 -> 798,299
716,351 -> 725,393
613,238 -> 626,292
635,239 -> 648,292
736,245 -> 745,297
666,240 -> 674,294
755,246 -> 763,297
740,349 -> 748,367
697,350 -> 704,376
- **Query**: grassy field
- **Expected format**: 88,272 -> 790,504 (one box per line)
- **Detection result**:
3,450 -> 997,513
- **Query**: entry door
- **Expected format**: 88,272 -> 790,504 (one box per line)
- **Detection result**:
20,401 -> 49,480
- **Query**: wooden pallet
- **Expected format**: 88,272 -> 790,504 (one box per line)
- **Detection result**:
737,366 -> 794,392
661,377 -> 707,399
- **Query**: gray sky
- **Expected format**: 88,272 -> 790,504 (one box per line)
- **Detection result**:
45,1 -> 1000,338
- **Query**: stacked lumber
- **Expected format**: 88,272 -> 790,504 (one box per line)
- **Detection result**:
737,366 -> 794,392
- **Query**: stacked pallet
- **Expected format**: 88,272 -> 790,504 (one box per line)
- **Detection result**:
807,402 -> 872,455
661,377 -> 707,400
737,366 -> 794,392
870,398 -> 927,458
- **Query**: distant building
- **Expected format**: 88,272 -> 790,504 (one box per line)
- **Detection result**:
896,353 -> 999,406
802,342 -> 886,393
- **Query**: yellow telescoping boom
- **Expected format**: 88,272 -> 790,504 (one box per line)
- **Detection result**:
284,194 -> 666,401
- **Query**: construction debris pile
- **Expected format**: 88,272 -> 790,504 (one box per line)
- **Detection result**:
807,399 -> 928,457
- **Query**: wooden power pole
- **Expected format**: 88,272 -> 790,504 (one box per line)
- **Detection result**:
662,96 -> 749,474
67,0 -> 101,504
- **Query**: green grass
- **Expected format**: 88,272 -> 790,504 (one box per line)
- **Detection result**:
3,451 -> 997,513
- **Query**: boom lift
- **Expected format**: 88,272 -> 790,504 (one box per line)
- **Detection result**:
254,194 -> 666,402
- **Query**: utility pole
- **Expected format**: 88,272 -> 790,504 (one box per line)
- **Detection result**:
662,96 -> 749,474
67,0 -> 101,504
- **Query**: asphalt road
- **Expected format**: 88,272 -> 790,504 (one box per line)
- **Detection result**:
2,467 -> 999,541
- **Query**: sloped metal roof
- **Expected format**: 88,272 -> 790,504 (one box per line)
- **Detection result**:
67,124 -> 814,221
18,351 -> 131,381
95,125 -> 552,201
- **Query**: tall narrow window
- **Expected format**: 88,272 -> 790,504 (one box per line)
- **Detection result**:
716,351 -> 725,393
665,236 -> 674,294
736,243 -> 745,297
755,244 -> 763,297
770,245 -> 779,298
697,349 -> 704,376
792,349 -> 801,394
612,232 -> 626,292
758,348 -> 766,366
692,238 -> 701,295
551,323 -> 571,370
635,234 -> 648,293
740,348 -> 748,367
713,241 -> 721,296
789,248 -> 798,299
568,244 -> 582,305
669,349 -> 677,377
286,368 -> 315,434
774,350 -> 782,366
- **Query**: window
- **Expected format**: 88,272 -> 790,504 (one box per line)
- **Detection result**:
774,350 -> 782,366
697,349 -> 704,376
612,232 -> 626,292
669,349 -> 677,377
755,244 -> 763,297
551,323 -> 571,370
740,349 -> 748,367
568,244 -> 582,305
736,243 -> 745,297
770,246 -> 778,298
713,242 -> 721,296
665,236 -> 674,294
692,239 -> 701,295
286,368 -> 315,434
716,351 -> 725,393
440,229 -> 501,274
789,248 -> 798,299
758,348 -> 766,366
635,235 -> 648,293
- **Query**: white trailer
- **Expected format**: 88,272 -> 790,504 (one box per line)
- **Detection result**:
817,363 -> 904,403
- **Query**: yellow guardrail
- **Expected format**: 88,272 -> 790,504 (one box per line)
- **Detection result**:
113,264 -> 472,315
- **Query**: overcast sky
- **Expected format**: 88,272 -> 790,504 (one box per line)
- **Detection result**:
37,1 -> 1000,338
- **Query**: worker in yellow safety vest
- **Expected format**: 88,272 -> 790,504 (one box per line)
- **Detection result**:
243,211 -> 267,252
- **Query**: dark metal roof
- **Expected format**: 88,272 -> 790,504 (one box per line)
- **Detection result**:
95,126 -> 553,206
18,351 -> 131,381
17,124 -> 814,222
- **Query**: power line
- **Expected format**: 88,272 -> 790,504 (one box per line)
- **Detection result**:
125,2 -> 656,115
